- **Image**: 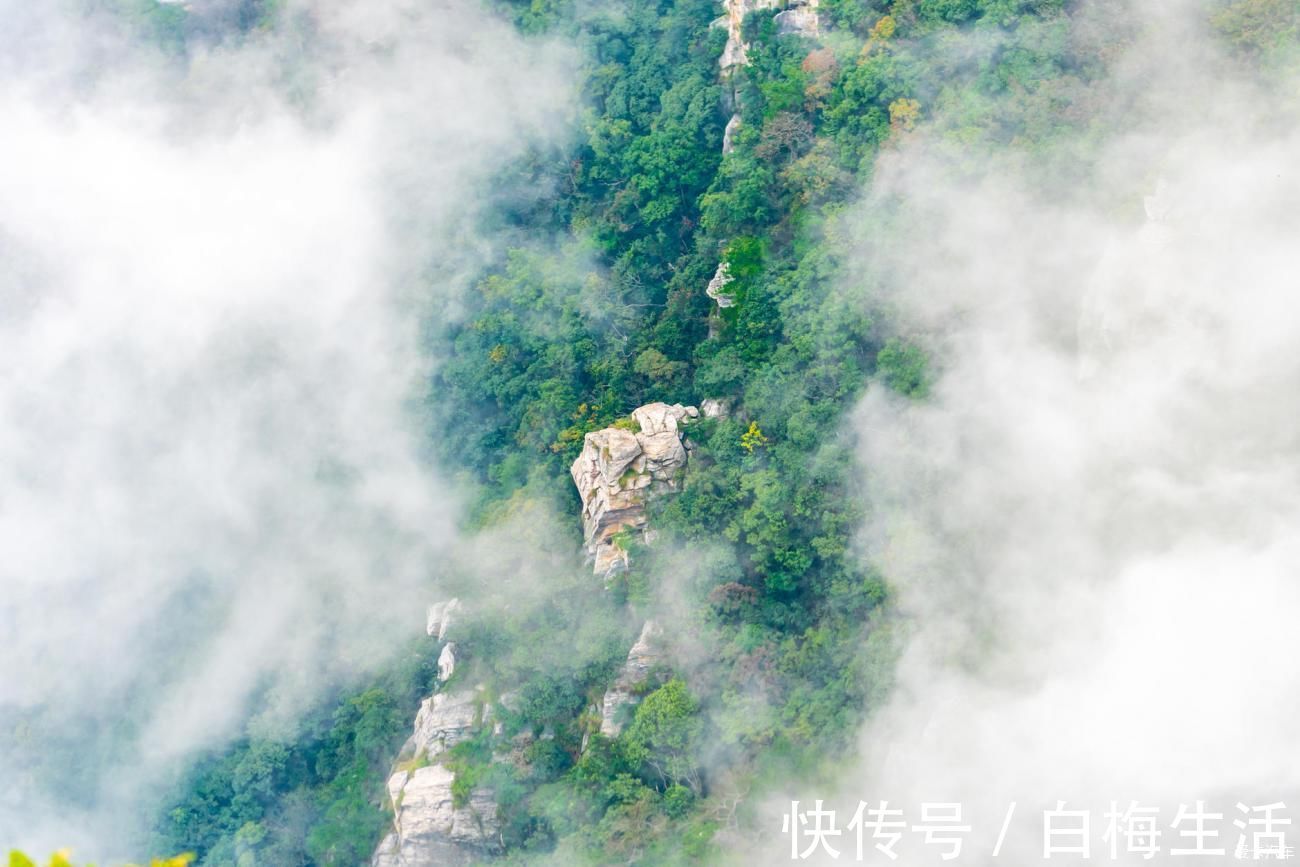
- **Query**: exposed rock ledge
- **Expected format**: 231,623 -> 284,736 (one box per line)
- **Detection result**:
714,0 -> 782,70
425,598 -> 460,641
570,403 -> 697,577
373,687 -> 501,866
372,763 -> 498,867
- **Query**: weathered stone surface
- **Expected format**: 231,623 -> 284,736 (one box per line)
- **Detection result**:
706,260 -> 736,308
599,621 -> 666,737
374,687 -> 498,866
372,764 -> 499,866
410,690 -> 480,761
570,403 -> 694,576
717,0 -> 783,69
701,398 -> 730,419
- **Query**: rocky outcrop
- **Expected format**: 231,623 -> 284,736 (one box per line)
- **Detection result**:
372,763 -> 500,867
599,621 -> 666,737
374,688 -> 498,865
701,398 -> 730,419
372,613 -> 504,867
714,0 -> 820,71
706,261 -> 736,309
570,403 -> 697,576
411,689 -> 482,764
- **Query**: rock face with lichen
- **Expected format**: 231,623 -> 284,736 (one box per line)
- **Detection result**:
570,403 -> 697,577
713,0 -> 783,70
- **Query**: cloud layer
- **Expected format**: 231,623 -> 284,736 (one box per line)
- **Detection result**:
0,0 -> 574,855
838,3 -> 1300,863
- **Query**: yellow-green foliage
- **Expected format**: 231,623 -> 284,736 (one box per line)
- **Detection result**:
740,421 -> 768,453
8,852 -> 194,867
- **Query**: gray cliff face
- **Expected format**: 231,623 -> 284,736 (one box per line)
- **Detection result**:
570,402 -> 697,577
425,598 -> 460,641
715,0 -> 783,70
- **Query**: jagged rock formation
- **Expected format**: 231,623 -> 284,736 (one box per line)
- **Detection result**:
599,621 -> 666,737
706,261 -> 736,308
375,596 -> 503,867
775,1 -> 820,36
570,402 -> 697,576
411,690 -> 482,767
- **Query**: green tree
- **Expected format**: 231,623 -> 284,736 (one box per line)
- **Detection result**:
622,679 -> 704,792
